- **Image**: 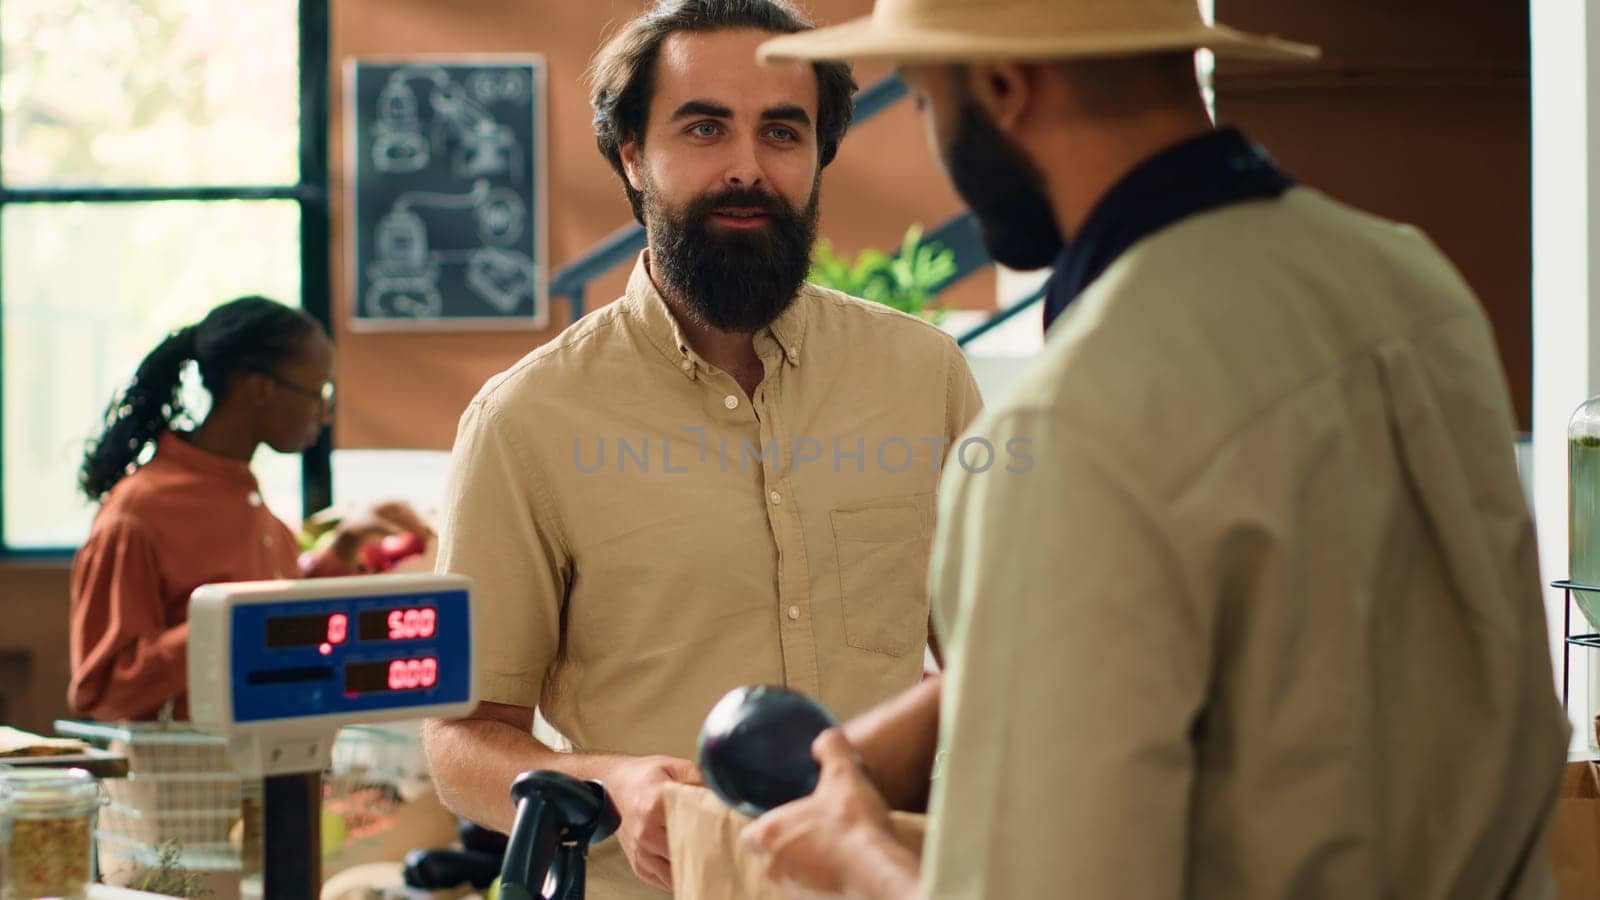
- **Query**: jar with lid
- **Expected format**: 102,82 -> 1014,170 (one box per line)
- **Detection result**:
0,767 -> 100,899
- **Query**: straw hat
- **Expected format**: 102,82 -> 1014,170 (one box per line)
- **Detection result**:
758,0 -> 1319,65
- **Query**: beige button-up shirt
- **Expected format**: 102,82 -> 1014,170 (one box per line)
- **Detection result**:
438,254 -> 980,897
924,188 -> 1568,899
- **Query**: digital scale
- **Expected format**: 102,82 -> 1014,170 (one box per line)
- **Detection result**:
186,574 -> 479,899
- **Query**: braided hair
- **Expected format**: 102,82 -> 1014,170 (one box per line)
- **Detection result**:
79,296 -> 322,501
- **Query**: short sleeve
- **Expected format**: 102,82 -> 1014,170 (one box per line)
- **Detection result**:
924,407 -> 1211,899
944,342 -> 985,443
436,399 -> 571,710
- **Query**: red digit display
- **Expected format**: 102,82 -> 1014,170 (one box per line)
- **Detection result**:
345,656 -> 439,694
267,612 -> 344,649
359,606 -> 438,642
326,613 -> 348,645
385,656 -> 439,690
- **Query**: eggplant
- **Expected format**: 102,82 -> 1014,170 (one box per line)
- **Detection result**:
696,685 -> 839,817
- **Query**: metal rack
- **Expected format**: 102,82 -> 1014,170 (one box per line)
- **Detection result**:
1555,580 -> 1600,709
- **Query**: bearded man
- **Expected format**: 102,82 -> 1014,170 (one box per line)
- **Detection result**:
422,1 -> 982,896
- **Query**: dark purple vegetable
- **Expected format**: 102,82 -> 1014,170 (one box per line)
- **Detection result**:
697,685 -> 839,817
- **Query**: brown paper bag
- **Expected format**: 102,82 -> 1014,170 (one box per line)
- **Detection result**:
664,783 -> 925,900
1553,761 -> 1600,899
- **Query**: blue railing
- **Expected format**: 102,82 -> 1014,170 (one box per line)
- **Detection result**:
548,225 -> 647,319
546,74 -> 1041,343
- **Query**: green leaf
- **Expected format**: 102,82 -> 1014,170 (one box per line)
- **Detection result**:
810,223 -> 962,322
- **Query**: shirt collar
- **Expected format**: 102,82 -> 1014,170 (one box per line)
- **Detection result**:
621,251 -> 808,380
154,430 -> 260,490
766,298 -> 807,368
1042,127 -> 1293,331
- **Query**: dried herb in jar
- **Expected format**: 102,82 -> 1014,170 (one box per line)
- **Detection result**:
7,814 -> 92,898
1,766 -> 100,900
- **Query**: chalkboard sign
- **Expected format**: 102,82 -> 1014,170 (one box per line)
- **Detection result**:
347,58 -> 548,330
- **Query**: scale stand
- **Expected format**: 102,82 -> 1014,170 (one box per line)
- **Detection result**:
1555,579 -> 1600,711
264,772 -> 323,900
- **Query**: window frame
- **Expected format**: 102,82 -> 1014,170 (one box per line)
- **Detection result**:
0,0 -> 333,558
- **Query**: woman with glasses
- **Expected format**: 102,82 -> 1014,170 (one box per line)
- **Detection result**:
67,295 -> 427,721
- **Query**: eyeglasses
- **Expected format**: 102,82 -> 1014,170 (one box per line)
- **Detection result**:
259,371 -> 336,408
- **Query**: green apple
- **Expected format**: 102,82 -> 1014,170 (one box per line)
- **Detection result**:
320,807 -> 348,858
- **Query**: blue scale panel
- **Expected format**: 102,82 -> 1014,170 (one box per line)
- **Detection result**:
230,588 -> 471,723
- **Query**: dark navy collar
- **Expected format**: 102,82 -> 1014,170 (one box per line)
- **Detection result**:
1042,128 -> 1292,331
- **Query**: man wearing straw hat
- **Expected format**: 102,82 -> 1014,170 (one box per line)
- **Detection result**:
739,0 -> 1570,897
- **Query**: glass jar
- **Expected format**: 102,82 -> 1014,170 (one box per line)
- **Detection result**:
0,767 -> 99,900
1571,397 -> 1600,606
1571,396 -> 1600,748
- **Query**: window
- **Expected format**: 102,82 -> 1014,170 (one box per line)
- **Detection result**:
0,0 -> 330,551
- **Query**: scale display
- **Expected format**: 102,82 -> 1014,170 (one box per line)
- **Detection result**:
221,583 -> 471,724
360,606 -> 437,641
344,656 -> 439,694
261,606 -> 437,651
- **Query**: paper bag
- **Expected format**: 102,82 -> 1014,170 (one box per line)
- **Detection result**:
1553,760 -> 1600,899
664,783 -> 925,900
0,726 -> 88,757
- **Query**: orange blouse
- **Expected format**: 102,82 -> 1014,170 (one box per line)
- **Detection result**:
69,432 -> 300,721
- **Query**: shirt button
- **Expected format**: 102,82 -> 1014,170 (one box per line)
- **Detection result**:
787,606 -> 801,620
724,394 -> 739,410
769,491 -> 782,505
680,360 -> 693,373
262,534 -> 273,546
247,492 -> 263,507
789,346 -> 800,362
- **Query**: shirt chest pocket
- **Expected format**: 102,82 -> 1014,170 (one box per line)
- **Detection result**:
829,496 -> 934,658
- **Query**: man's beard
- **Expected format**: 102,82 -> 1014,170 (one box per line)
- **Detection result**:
644,175 -> 820,333
944,98 -> 1065,271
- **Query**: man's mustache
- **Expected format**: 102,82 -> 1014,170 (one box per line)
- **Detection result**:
684,188 -> 790,223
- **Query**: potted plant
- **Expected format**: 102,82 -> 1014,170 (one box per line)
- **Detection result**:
809,224 -> 956,323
